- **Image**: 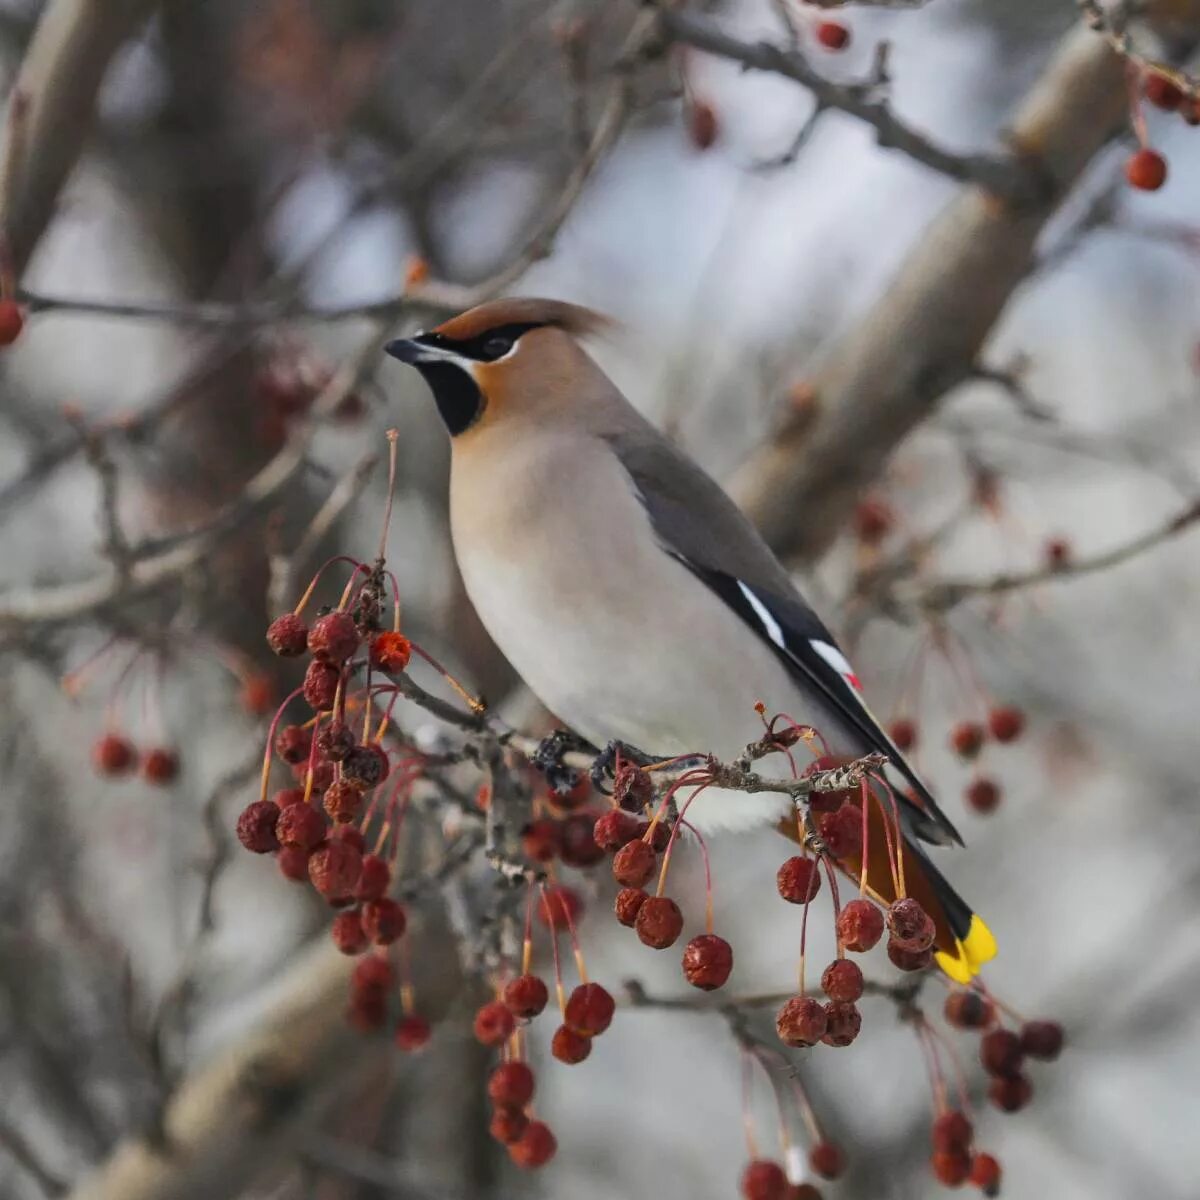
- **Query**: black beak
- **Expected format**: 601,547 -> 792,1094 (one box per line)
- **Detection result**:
384,338 -> 426,365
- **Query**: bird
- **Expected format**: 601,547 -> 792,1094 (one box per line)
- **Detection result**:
385,296 -> 995,983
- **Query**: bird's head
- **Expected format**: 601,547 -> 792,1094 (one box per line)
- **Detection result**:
385,297 -> 611,437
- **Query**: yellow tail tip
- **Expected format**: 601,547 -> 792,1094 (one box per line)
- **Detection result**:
935,915 -> 998,983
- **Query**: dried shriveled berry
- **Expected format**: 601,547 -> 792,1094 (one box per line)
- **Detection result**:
236,800 -> 280,853
988,1072 -> 1033,1112
317,721 -> 355,762
815,20 -> 850,51
821,959 -> 863,1003
266,612 -> 307,656
370,631 -> 412,672
394,1014 -> 432,1052
887,939 -> 933,972
331,910 -> 368,955
593,808 -> 641,851
987,706 -> 1025,743
855,494 -> 892,544
565,982 -> 615,1036
362,898 -> 406,944
551,1024 -> 592,1064
1020,1019 -> 1063,1061
969,1152 -> 1002,1196
966,777 -> 1001,815
740,1159 -> 788,1200
615,887 -> 648,927
503,974 -> 549,1019
294,759 -> 335,791
489,1104 -> 529,1145
0,300 -> 24,345
509,1120 -> 556,1168
889,717 -> 917,751
474,1000 -> 516,1046
837,899 -> 884,952
307,611 -> 360,663
932,1110 -> 973,1154
276,801 -> 325,850
343,743 -> 389,789
1144,73 -> 1184,110
647,820 -> 672,852
277,845 -> 309,881
520,818 -> 560,863
981,1029 -> 1024,1077
682,934 -> 733,990
537,884 -> 582,929
93,733 -> 137,776
303,659 -> 340,711
951,721 -> 986,759
776,995 -> 827,1047
822,1000 -> 862,1047
560,810 -> 605,868
1126,147 -> 1168,191
308,840 -> 362,901
635,896 -> 683,949
488,1061 -> 535,1107
932,1150 -> 971,1187
323,779 -> 364,824
356,853 -> 390,900
141,747 -> 180,785
613,762 -> 652,811
809,1142 -> 845,1180
887,898 -> 935,951
944,990 -> 994,1029
817,804 -> 862,860
613,839 -> 657,888
777,856 -> 821,904
274,724 -> 310,764
334,824 -> 364,852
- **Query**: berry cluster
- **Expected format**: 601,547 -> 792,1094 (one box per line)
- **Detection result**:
92,732 -> 180,786
254,341 -> 366,443
1125,68 -> 1200,192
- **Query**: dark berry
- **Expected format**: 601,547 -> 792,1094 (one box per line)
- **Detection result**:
266,612 -> 307,657
817,804 -> 862,860
987,706 -> 1025,743
394,1014 -> 432,1052
274,724 -> 311,764
1126,147 -> 1168,191
886,939 -> 933,972
777,856 -> 821,903
317,721 -> 355,762
593,808 -> 642,851
887,898 -> 935,951
820,959 -> 863,1003
323,779 -> 364,824
615,887 -> 648,927
307,610 -> 360,663
351,952 -> 392,993
551,1024 -> 592,1064
932,1149 -> 972,1187
809,1142 -> 845,1180
613,839 -> 656,888
776,996 -> 827,1047
687,99 -> 718,151
1020,1019 -> 1064,1061
487,1061 -> 535,1107
509,1120 -> 556,1168
966,777 -> 1002,814
489,1104 -> 529,1145
740,1159 -> 788,1200
308,840 -> 362,901
536,884 -> 582,929
682,934 -> 733,990
236,799 -> 281,853
356,853 -> 390,900
612,763 -> 652,811
342,743 -> 389,789
854,494 -> 892,544
889,717 -> 917,751
331,910 -> 367,955
815,20 -> 850,51
1144,73 -> 1185,111
503,974 -> 549,1019
951,721 -> 986,759
837,899 -> 884,952
275,801 -> 325,850
821,1000 -> 862,1046
473,1000 -> 515,1046
988,1072 -> 1033,1112
635,896 -> 683,948
302,659 -> 340,711
93,733 -> 137,776
980,1029 -> 1024,1077
944,990 -> 994,1029
932,1110 -> 973,1154
361,898 -> 406,944
521,818 -> 560,863
969,1152 -> 1002,1196
141,747 -> 180,785
559,810 -> 605,867
565,982 -> 615,1036
277,845 -> 309,881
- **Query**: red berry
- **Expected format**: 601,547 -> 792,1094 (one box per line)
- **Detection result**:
820,958 -> 864,1003
93,733 -> 137,776
236,799 -> 281,853
854,494 -> 892,544
342,743 -> 389,789
814,20 -> 850,51
361,898 -> 406,944
1126,147 -> 1168,191
333,824 -> 365,853
323,779 -> 364,824
1044,537 -> 1071,568
351,953 -> 392,993
889,717 -> 917,751
682,933 -> 734,990
688,99 -> 718,151
559,810 -> 606,867
966,777 -> 1001,814
887,898 -> 935,951
614,887 -> 648,927
821,1000 -> 862,1046
837,898 -> 884,952
988,1072 -> 1033,1112
489,1105 -> 529,1145
273,786 -> 306,808
740,1159 -> 788,1200
316,721 -> 355,762
634,895 -> 684,949
369,630 -> 412,672
969,1152 -> 1002,1196
817,804 -> 862,860
565,982 -> 615,1036
520,818 -> 561,863
932,1110 -> 974,1154
308,839 -> 362,901
274,725 -> 309,764
551,1024 -> 592,1064
502,974 -> 549,1019
987,706 -> 1025,743
302,659 -> 340,711
140,747 -> 179,785
1144,73 -> 1184,111
346,989 -> 387,1032
944,990 -> 994,1029
355,853 -> 391,900
803,755 -> 858,812
613,839 -> 657,888
809,1142 -> 845,1180
294,759 -> 334,790
776,856 -> 822,903
266,612 -> 308,656
613,763 -> 652,811
950,721 -> 986,759
886,939 -> 933,972
980,1029 -> 1024,1077
275,801 -> 325,850
536,884 -> 582,929
239,673 -> 274,715
473,1000 -> 515,1046
331,910 -> 367,955
508,1120 -> 556,1168
0,299 -> 25,345
932,1149 -> 972,1187
277,845 -> 309,881
1020,1019 -> 1064,1061
593,808 -> 642,851
307,611 -> 360,663
487,1061 -> 535,1107
776,995 -> 827,1047
394,1014 -> 432,1052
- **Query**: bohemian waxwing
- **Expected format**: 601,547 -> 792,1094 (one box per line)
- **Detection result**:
386,297 -> 995,982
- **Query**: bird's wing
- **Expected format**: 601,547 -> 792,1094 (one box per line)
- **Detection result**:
609,430 -> 963,847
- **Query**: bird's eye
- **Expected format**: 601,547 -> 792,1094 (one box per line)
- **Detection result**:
482,335 -> 513,359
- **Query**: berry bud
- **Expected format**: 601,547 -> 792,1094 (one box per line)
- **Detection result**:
488,1061 -> 535,1107
777,856 -> 822,903
473,1000 -> 516,1046
503,974 -> 550,1019
370,631 -> 412,672
837,899 -> 884,952
820,959 -> 864,1003
614,887 -> 648,927
551,1024 -> 591,1064
565,982 -> 615,1036
682,934 -> 734,990
613,839 -> 657,888
776,995 -> 827,1047
266,613 -> 307,656
236,799 -> 281,853
635,896 -> 684,948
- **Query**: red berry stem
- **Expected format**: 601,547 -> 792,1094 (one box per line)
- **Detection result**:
259,686 -> 307,803
654,774 -> 714,898
679,817 -> 716,934
522,879 -> 537,976
291,555 -> 368,617
538,882 -> 569,1019
871,772 -> 907,898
